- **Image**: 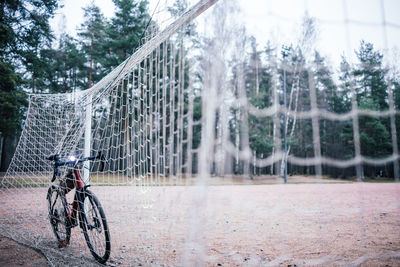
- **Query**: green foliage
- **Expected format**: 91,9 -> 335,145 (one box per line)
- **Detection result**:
44,34 -> 87,93
0,0 -> 398,178
336,57 -> 353,113
351,41 -> 393,167
192,96 -> 202,149
393,80 -> 400,110
314,51 -> 337,111
102,0 -> 150,70
353,41 -> 388,110
242,38 -> 397,178
78,3 -> 107,85
0,61 -> 27,136
0,90 -> 27,136
358,99 -> 392,158
0,61 -> 17,93
0,0 -> 58,136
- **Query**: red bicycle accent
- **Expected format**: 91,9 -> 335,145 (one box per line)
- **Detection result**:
58,241 -> 68,248
73,169 -> 85,189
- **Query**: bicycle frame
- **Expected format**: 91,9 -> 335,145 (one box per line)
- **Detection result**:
47,153 -> 99,226
69,168 -> 86,227
70,165 -> 103,232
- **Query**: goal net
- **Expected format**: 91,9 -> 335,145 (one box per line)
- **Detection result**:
0,0 -> 399,265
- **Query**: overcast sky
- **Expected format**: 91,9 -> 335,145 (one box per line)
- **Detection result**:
51,0 -> 400,68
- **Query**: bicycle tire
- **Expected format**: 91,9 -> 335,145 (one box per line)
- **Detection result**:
47,185 -> 71,245
80,190 -> 111,264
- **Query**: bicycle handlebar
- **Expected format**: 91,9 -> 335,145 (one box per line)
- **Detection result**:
46,152 -> 105,183
46,154 -> 59,161
46,152 -> 103,166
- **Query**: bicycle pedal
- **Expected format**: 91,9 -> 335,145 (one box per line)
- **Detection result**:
58,241 -> 69,248
68,218 -> 78,228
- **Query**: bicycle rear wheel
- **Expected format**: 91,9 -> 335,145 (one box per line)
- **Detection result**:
80,190 -> 111,264
47,185 -> 71,246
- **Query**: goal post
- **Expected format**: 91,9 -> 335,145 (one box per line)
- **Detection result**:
83,94 -> 92,184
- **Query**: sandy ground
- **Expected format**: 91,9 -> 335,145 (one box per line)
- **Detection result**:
0,178 -> 400,266
0,236 -> 47,266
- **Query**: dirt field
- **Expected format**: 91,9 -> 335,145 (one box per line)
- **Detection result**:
0,236 -> 47,266
0,178 -> 400,266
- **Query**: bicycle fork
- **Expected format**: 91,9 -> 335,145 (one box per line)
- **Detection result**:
67,194 -> 79,228
67,188 -> 87,228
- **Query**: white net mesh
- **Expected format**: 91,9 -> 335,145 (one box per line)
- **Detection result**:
1,0 -> 400,266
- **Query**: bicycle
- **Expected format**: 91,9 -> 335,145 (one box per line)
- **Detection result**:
46,152 -> 111,264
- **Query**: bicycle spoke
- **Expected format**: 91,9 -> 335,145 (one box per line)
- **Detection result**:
82,194 -> 108,259
47,186 -> 70,245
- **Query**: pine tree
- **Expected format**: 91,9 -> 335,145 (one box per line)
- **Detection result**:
246,37 -> 274,174
0,0 -> 58,171
78,3 -> 107,87
313,51 -> 337,176
102,0 -> 151,71
353,41 -> 392,177
394,80 -> 400,161
354,41 -> 388,110
40,34 -> 86,93
0,61 -> 27,171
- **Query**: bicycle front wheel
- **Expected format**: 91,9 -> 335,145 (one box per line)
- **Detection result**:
47,185 -> 71,246
80,190 -> 111,264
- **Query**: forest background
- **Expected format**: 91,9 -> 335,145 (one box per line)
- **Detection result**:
1,0 -> 399,179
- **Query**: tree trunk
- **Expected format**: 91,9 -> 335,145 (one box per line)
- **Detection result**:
0,134 -> 17,172
31,74 -> 36,93
0,134 -> 3,171
63,54 -> 67,92
89,37 -> 93,88
0,0 -> 5,18
0,135 -> 6,172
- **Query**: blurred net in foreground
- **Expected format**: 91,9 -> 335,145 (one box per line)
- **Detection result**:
1,0 -> 400,265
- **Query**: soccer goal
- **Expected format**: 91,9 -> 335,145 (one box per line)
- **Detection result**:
1,0 -> 399,265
